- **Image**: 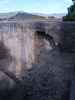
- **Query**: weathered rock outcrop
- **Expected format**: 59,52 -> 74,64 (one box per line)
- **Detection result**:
0,20 -> 75,100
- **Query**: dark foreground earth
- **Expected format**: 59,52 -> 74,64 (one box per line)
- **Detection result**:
0,46 -> 75,100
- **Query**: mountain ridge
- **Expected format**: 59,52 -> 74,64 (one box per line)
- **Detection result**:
0,11 -> 64,20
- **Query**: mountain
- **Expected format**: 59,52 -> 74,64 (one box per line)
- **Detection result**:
33,13 -> 66,18
0,12 -> 17,19
0,11 -> 64,21
8,12 -> 47,20
0,12 -> 46,20
8,12 -> 35,20
49,13 -> 66,18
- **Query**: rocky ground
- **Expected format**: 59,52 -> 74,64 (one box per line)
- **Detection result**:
0,46 -> 74,100
21,46 -> 75,100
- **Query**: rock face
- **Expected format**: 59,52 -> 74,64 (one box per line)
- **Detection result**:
0,21 -> 62,77
61,22 -> 75,52
0,22 -> 35,76
23,47 -> 75,100
0,20 -> 75,100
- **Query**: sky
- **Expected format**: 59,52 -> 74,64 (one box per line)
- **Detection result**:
0,0 -> 73,14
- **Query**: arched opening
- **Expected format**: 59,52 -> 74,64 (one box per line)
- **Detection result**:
34,30 -> 56,63
35,30 -> 56,48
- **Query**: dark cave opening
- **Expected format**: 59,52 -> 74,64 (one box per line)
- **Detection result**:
35,30 -> 56,48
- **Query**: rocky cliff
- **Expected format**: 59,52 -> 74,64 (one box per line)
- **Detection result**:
0,20 -> 75,100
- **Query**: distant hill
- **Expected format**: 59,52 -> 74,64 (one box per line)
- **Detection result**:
0,12 -> 17,19
8,12 -> 35,20
33,13 -> 66,18
49,13 -> 66,18
8,12 -> 47,20
0,11 -> 63,21
0,12 -> 47,21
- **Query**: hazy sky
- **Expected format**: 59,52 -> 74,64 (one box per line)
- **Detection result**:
0,0 -> 72,14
